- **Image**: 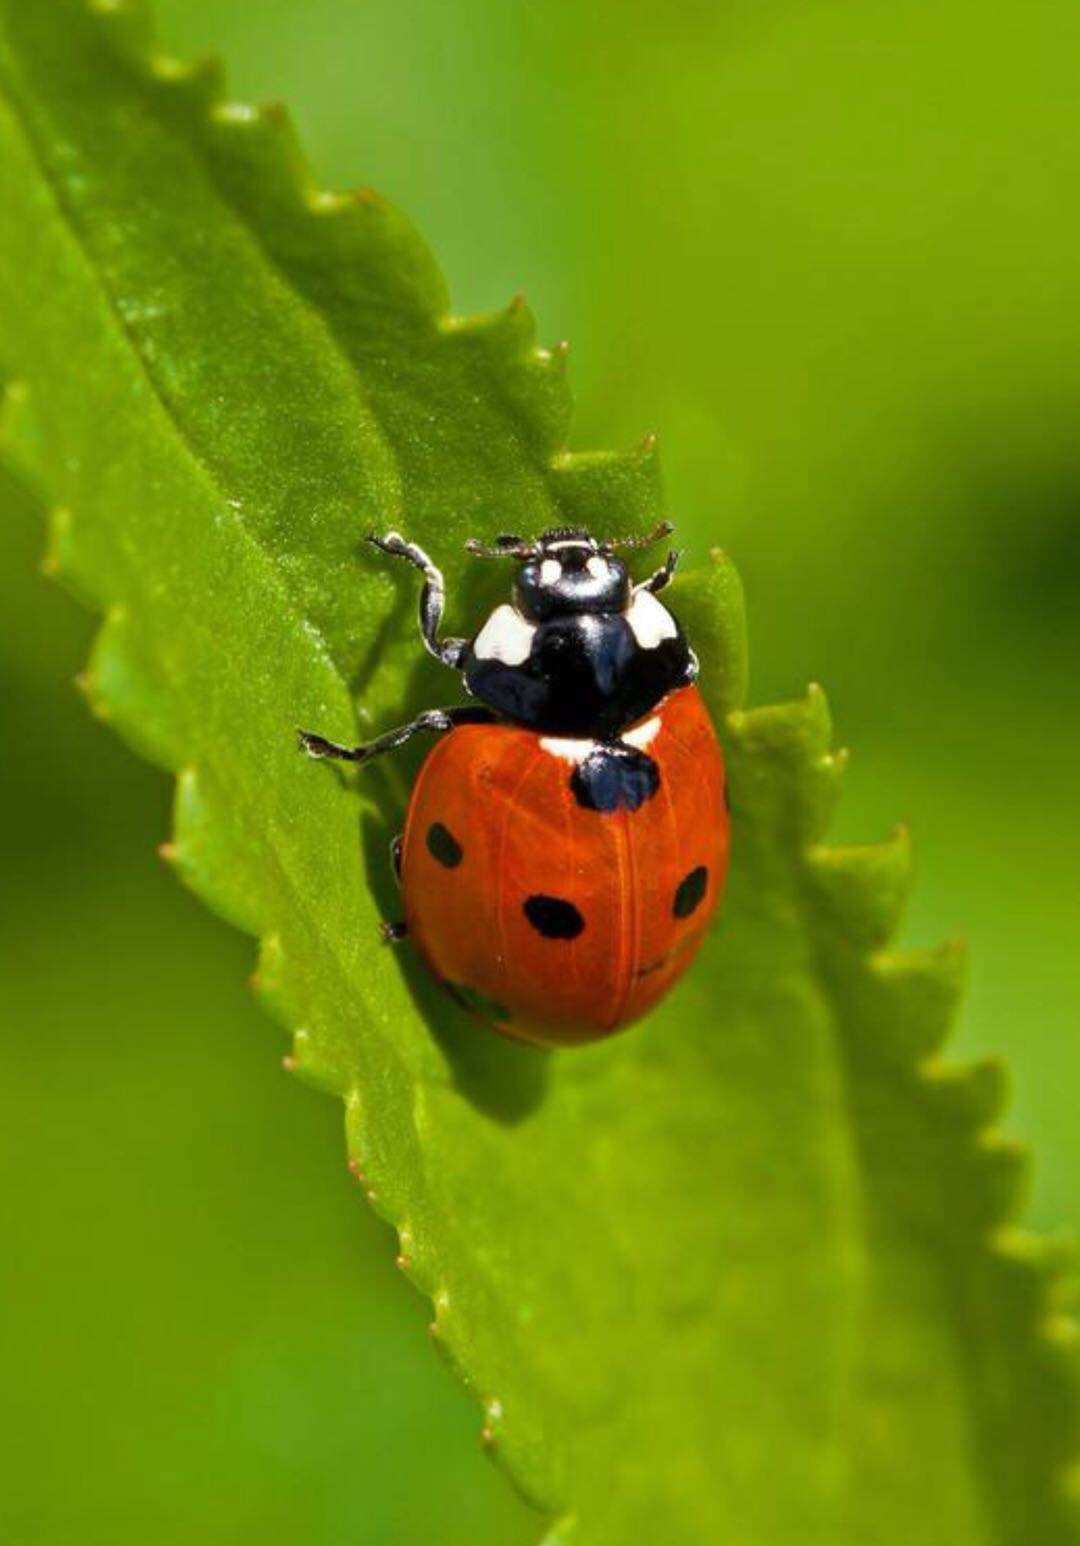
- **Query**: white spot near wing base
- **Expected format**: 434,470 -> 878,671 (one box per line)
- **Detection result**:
626,589 -> 678,649
540,715 -> 658,763
539,735 -> 597,764
472,604 -> 536,666
622,715 -> 660,750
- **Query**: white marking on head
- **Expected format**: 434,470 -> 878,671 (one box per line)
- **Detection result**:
539,558 -> 561,586
586,555 -> 607,580
626,589 -> 678,649
472,604 -> 537,666
622,715 -> 660,750
539,735 -> 597,765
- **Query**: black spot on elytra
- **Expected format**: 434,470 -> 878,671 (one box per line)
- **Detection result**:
426,821 -> 463,868
570,743 -> 660,812
673,865 -> 708,919
523,894 -> 585,940
445,982 -> 511,1022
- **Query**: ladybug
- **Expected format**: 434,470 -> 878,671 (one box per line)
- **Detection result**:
299,521 -> 729,1048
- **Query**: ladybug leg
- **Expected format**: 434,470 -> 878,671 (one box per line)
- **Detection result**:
390,834 -> 403,888
635,547 -> 681,596
380,839 -> 407,941
298,705 -> 496,765
367,531 -> 467,670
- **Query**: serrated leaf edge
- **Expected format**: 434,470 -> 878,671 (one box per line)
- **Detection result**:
2,0 -> 1076,1532
730,683 -> 1078,1538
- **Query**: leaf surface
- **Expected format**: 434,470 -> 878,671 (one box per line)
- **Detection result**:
0,4 -> 1075,1540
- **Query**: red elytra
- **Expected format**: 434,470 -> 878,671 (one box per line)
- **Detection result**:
401,684 -> 728,1047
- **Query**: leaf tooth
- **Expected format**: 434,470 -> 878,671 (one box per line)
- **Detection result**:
206,97 -> 314,213
675,551 -> 748,717
859,940 -> 967,1065
443,292 -> 539,352
79,605 -> 185,772
727,684 -> 841,844
425,1289 -> 454,1352
804,824 -> 913,949
729,680 -> 833,758
442,296 -> 573,456
394,1224 -> 415,1274
991,1225 -> 1076,1280
39,504 -> 102,607
969,1131 -> 1031,1228
257,934 -> 350,1096
424,1278 -> 447,1323
169,765 -> 267,936
546,337 -> 572,376
39,505 -> 71,578
343,1090 -> 371,1191
390,1210 -> 443,1295
147,50 -> 225,108
548,437 -> 664,532
343,1086 -> 416,1226
919,1055 -> 1009,1130
86,0 -> 154,64
249,932 -> 293,1026
480,1395 -> 505,1448
283,1026 -> 348,1096
0,378 -> 52,499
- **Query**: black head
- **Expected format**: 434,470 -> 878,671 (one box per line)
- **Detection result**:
464,521 -> 673,623
515,529 -> 628,621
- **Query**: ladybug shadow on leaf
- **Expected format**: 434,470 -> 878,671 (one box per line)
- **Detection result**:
359,789 -> 550,1129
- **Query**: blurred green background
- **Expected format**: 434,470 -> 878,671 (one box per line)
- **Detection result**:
3,0 -> 1078,1539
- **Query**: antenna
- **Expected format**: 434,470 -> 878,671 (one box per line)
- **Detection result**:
464,533 -> 538,560
600,520 -> 674,554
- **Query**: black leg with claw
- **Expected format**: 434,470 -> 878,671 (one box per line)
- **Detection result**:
298,705 -> 496,766
636,548 -> 680,596
368,530 -> 467,669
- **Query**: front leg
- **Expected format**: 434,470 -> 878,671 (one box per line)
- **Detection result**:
368,531 -> 466,669
636,548 -> 680,596
298,705 -> 496,766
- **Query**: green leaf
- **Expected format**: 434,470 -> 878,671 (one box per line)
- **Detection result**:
1,3 -> 1075,1540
